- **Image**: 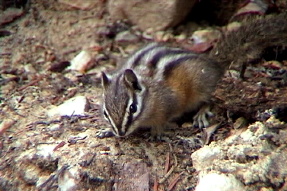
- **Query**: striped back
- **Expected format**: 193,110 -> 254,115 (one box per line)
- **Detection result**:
124,43 -> 198,80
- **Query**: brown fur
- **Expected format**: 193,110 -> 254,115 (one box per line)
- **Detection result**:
209,12 -> 287,70
101,13 -> 287,138
166,62 -> 201,113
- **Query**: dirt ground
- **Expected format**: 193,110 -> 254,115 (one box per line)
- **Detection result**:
1,1 -> 287,191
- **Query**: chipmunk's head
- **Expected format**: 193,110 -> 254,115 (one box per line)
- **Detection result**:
101,69 -> 146,137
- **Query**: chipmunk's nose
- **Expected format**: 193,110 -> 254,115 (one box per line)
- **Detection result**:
117,129 -> 126,137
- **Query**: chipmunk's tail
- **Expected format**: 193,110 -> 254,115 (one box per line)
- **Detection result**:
209,12 -> 287,72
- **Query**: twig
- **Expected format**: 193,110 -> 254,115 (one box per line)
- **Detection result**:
167,172 -> 184,191
53,141 -> 66,151
153,176 -> 159,191
164,152 -> 171,174
18,76 -> 43,91
159,154 -> 178,184
159,165 -> 175,184
79,153 -> 97,167
38,164 -> 69,191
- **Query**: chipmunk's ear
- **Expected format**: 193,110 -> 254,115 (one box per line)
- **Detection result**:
101,72 -> 111,90
123,69 -> 142,91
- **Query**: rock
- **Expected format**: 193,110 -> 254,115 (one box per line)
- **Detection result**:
195,172 -> 245,191
21,166 -> 40,185
48,61 -> 71,73
24,64 -> 37,73
154,31 -> 174,42
175,33 -> 187,42
191,29 -> 221,44
58,0 -> 100,10
187,29 -> 222,53
115,30 -> 139,43
97,21 -> 130,38
47,96 -> 90,117
191,144 -> 223,171
232,0 -> 268,20
70,50 -> 94,73
0,119 -> 16,135
233,117 -> 248,129
0,8 -> 24,25
108,0 -> 197,31
48,124 -> 62,131
191,119 -> 287,190
58,167 -> 78,191
0,30 -> 11,37
36,144 -> 58,159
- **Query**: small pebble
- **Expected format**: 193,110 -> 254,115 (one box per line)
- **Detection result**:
70,50 -> 93,73
115,30 -> 139,43
47,96 -> 90,117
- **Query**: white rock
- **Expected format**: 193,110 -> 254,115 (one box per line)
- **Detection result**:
58,167 -> 79,191
191,29 -> 222,44
191,145 -> 222,171
240,129 -> 255,142
115,30 -> 139,43
70,50 -> 93,73
36,144 -> 57,159
48,124 -> 61,131
195,172 -> 245,191
22,166 -> 41,184
58,0 -> 99,10
47,96 -> 89,117
190,120 -> 287,189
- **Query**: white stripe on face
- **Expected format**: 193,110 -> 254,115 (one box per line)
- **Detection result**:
121,81 -> 146,136
103,104 -> 119,136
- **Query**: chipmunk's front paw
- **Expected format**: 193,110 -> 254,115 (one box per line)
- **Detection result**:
96,128 -> 115,138
148,133 -> 171,142
149,129 -> 163,141
193,105 -> 214,128
148,134 -> 162,141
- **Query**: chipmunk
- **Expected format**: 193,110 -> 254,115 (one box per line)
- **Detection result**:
99,13 -> 287,138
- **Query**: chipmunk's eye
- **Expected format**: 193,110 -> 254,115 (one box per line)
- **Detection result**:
129,104 -> 137,113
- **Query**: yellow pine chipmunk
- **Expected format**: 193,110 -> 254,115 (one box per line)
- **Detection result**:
99,13 -> 287,138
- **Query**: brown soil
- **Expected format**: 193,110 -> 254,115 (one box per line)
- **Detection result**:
1,1 -> 287,191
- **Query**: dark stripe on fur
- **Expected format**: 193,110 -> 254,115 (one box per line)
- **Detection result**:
148,48 -> 190,68
131,43 -> 159,66
125,94 -> 138,130
163,55 -> 196,78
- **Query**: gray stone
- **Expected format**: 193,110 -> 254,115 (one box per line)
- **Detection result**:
108,0 -> 196,31
115,30 -> 139,43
